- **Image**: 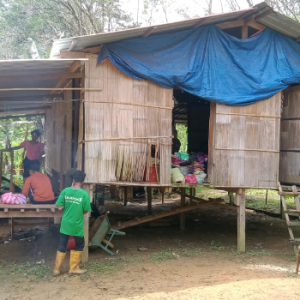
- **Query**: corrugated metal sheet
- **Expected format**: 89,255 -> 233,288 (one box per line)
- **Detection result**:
0,59 -> 86,113
50,7 -> 257,58
51,2 -> 300,58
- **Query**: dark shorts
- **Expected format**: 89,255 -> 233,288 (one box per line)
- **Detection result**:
58,233 -> 85,252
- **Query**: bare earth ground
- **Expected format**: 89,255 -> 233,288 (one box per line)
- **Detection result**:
0,196 -> 300,300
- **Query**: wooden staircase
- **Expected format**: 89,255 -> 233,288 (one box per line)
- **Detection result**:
278,183 -> 300,255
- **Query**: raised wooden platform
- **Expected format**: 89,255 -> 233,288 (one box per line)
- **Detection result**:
0,204 -> 62,238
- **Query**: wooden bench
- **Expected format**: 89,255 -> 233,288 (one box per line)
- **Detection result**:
0,204 -> 63,238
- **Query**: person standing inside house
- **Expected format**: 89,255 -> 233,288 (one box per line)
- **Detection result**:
172,129 -> 181,154
6,129 -> 44,178
22,161 -> 56,204
54,170 -> 91,276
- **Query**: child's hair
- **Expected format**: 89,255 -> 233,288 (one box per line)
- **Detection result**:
29,161 -> 40,172
73,170 -> 86,183
31,129 -> 41,137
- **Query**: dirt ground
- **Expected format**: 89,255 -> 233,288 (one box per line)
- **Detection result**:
1,198 -> 300,300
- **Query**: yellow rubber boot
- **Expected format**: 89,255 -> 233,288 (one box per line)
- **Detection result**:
53,251 -> 66,276
69,250 -> 86,275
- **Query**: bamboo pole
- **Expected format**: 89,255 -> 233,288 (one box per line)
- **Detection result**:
0,151 -> 2,191
0,88 -> 102,91
10,151 -> 14,193
214,148 -> 279,153
79,136 -> 173,143
84,100 -> 173,110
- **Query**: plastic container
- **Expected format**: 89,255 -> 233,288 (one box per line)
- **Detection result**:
144,166 -> 159,182
67,236 -> 76,250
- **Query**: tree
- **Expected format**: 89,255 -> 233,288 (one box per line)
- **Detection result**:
0,0 -> 132,59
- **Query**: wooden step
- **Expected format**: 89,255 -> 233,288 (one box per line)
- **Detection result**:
284,209 -> 300,214
287,221 -> 300,227
289,238 -> 300,245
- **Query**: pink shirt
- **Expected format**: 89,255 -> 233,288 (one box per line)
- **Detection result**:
20,140 -> 44,160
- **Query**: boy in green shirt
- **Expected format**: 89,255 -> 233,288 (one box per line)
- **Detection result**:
53,170 -> 91,276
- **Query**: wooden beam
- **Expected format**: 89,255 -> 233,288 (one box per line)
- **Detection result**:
82,184 -> 93,263
0,73 -> 83,83
217,19 -> 245,30
0,106 -> 50,114
246,20 -> 265,31
76,45 -> 103,54
194,18 -> 208,28
180,187 -> 186,231
142,26 -> 156,37
0,113 -> 45,120
236,189 -> 246,252
241,25 -> 248,39
147,187 -> 152,215
68,38 -> 78,51
60,50 -> 87,59
50,61 -> 82,94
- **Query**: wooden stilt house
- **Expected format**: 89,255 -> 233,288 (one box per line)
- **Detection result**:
2,3 -> 300,261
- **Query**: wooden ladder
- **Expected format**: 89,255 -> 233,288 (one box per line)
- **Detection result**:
278,182 -> 300,255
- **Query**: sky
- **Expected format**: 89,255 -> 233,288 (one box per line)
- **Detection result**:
121,0 -> 263,26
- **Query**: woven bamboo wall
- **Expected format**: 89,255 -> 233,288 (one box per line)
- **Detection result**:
84,56 -> 173,184
280,86 -> 300,185
45,82 -> 72,174
208,92 -> 281,188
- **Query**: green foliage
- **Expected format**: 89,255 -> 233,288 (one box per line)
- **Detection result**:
0,0 -> 132,59
0,116 -> 44,170
176,123 -> 187,153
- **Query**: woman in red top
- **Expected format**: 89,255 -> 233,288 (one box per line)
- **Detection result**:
8,129 -> 44,178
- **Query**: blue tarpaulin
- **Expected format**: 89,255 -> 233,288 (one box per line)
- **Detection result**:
98,25 -> 300,106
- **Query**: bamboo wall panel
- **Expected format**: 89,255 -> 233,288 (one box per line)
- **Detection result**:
209,92 -> 281,188
84,56 -> 172,184
45,81 -> 72,174
280,86 -> 300,184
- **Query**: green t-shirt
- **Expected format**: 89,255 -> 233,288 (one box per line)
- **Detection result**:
56,187 -> 91,237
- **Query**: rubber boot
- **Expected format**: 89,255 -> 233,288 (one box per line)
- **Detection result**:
69,250 -> 86,275
53,251 -> 66,276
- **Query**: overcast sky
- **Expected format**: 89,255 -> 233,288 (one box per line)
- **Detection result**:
121,0 -> 263,26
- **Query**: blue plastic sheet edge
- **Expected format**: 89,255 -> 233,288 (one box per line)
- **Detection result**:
98,25 -> 300,106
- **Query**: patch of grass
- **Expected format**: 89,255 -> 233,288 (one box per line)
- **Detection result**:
8,261 -> 51,280
210,240 -> 224,251
180,247 -> 202,257
286,256 -> 296,262
119,256 -> 144,264
247,250 -> 273,257
149,249 -> 175,262
86,260 -> 121,273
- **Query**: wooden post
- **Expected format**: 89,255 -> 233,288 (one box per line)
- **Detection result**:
123,186 -> 128,206
10,151 -> 14,193
11,218 -> 14,240
265,189 -> 268,205
236,189 -> 246,252
0,151 -> 3,191
229,192 -> 234,205
161,188 -> 165,204
147,187 -> 152,215
180,187 -> 186,231
82,183 -> 93,263
241,25 -> 248,39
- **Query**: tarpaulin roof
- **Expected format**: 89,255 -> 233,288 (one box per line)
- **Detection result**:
98,25 -> 300,106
